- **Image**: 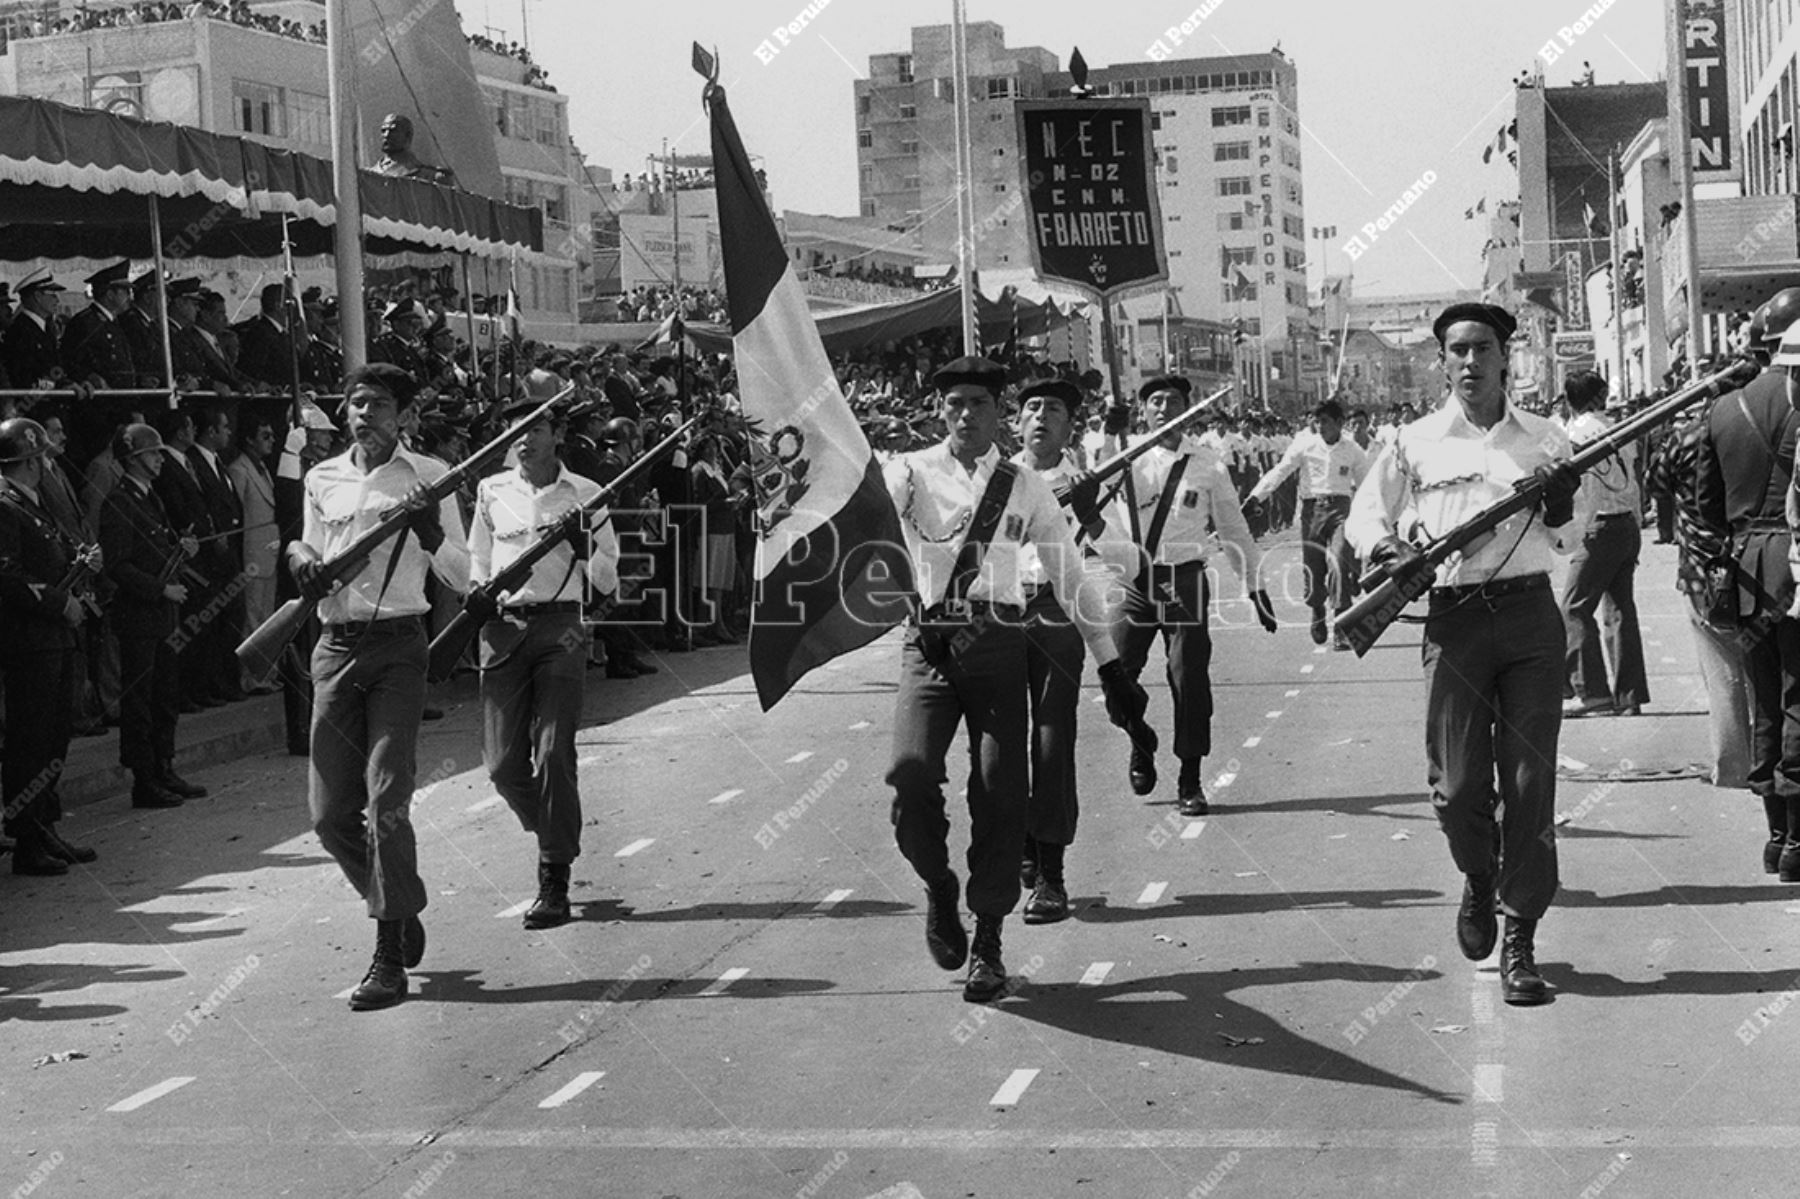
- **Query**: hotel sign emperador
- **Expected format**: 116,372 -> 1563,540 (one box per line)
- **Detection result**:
1015,98 -> 1168,299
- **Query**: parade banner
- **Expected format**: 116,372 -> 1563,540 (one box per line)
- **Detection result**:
1015,98 -> 1168,299
703,58 -> 914,710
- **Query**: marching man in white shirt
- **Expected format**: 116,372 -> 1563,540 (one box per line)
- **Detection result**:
885,357 -> 1148,1003
289,364 -> 470,1011
1248,398 -> 1370,650
470,395 -> 619,930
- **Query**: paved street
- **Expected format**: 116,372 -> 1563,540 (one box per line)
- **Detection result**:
4,536 -> 1797,1198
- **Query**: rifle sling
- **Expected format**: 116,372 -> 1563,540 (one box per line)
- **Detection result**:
1139,455 -> 1190,580
939,461 -> 1018,611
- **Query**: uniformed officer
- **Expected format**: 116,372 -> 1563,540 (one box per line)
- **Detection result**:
61,260 -> 138,388
99,423 -> 200,811
370,300 -> 429,384
0,418 -> 96,873
301,291 -> 345,390
289,363 -> 469,1011
885,356 -> 1148,1002
1009,378 -> 1107,924
119,267 -> 166,387
1107,376 -> 1278,817
3,270 -> 67,388
1346,302 -> 1583,1006
1247,398 -> 1369,650
469,396 -> 619,928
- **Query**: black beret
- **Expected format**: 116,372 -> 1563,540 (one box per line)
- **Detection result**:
1314,398 -> 1346,422
1137,375 -> 1193,403
932,355 -> 1007,396
1432,303 -> 1517,345
1017,378 -> 1083,414
344,362 -> 422,409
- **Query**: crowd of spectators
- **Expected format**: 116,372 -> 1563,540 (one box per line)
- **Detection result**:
620,285 -> 730,325
465,31 -> 554,90
14,1 -> 323,43
612,169 -> 716,195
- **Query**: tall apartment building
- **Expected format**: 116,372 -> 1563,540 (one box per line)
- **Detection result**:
0,0 -> 586,323
854,24 -> 1311,410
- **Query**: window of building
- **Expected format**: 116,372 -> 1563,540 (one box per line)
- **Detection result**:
1218,212 -> 1248,231
1151,113 -> 1161,132
1218,176 -> 1253,196
1221,246 -> 1256,270
1215,141 -> 1251,161
1280,143 -> 1302,169
903,174 -> 921,190
862,198 -> 878,217
986,77 -> 1016,100
858,129 -> 873,149
1258,108 -> 1272,127
896,55 -> 914,83
1282,214 -> 1305,238
901,138 -> 919,155
233,80 -> 282,136
899,103 -> 917,119
1222,282 -> 1259,302
1165,154 -> 1178,174
1284,248 -> 1307,271
859,94 -> 871,115
860,164 -> 874,190
1212,105 -> 1251,127
993,182 -> 1007,193
935,77 -> 954,102
992,146 -> 1006,157
289,90 -> 329,146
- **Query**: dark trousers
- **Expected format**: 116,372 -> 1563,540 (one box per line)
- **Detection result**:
480,613 -> 585,864
1111,560 -> 1213,762
1301,495 -> 1355,615
309,621 -> 428,921
1562,514 -> 1650,706
1023,587 -> 1083,847
888,620 -> 1028,917
3,649 -> 73,835
118,631 -> 179,773
1422,583 -> 1563,920
1742,615 -> 1800,802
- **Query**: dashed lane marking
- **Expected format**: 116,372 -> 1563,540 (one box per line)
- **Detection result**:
786,751 -> 815,764
1660,656 -> 1678,664
1080,962 -> 1114,986
989,1069 -> 1039,1107
1300,664 -> 1315,674
1214,771 -> 1238,788
1557,754 -> 1589,771
578,754 -> 604,768
466,795 -> 504,813
818,889 -> 854,911
1137,882 -> 1168,905
849,720 -> 873,731
1284,689 -> 1300,697
1474,1063 -> 1504,1103
539,1071 -> 606,1109
497,899 -> 532,919
108,1077 -> 195,1113
708,789 -> 744,806
615,838 -> 656,858
1266,710 -> 1283,719
698,968 -> 750,997
1181,821 -> 1206,840
1242,736 -> 1262,748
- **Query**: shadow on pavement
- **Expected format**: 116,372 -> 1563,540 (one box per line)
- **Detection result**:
1074,889 -> 1445,922
1557,883 -> 1798,908
1212,791 -> 1434,820
1554,825 -> 1686,841
1540,962 -> 1800,999
574,898 -> 911,923
412,969 -> 835,1005
1008,961 -> 1461,1104
0,961 -> 184,1023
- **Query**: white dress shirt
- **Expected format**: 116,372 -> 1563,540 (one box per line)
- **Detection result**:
883,441 -> 1118,664
1347,395 -> 1588,588
1565,410 -> 1640,518
301,444 -> 470,622
470,463 -> 619,603
1104,437 -> 1263,582
1249,429 -> 1370,503
1009,447 -> 1111,586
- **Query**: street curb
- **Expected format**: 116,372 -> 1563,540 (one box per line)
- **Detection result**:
57,699 -> 290,810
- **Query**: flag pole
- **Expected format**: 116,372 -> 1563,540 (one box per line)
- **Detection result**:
950,0 -> 977,354
1609,144 -> 1627,396
326,0 -> 367,371
147,194 -> 177,409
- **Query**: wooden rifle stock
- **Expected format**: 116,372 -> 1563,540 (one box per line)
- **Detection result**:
425,417 -> 698,682
1333,359 -> 1759,657
235,384 -> 576,682
1083,384 -> 1235,487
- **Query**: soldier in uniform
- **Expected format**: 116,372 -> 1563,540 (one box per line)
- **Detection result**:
302,292 -> 345,391
1347,302 -> 1584,1007
370,300 -> 429,384
1107,376 -> 1279,817
99,423 -> 201,811
3,271 -> 68,388
288,364 -> 469,1011
0,418 -> 97,873
469,396 -> 619,928
61,260 -> 139,389
885,357 -> 1149,1002
119,268 -> 164,387
1009,378 -> 1108,924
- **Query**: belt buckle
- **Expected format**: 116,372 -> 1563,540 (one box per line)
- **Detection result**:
941,597 -> 970,620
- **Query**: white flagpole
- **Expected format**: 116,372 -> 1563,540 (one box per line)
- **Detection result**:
327,0 -> 367,370
951,0 -> 976,355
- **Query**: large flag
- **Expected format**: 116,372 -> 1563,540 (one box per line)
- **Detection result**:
703,58 -> 915,710
346,0 -> 505,198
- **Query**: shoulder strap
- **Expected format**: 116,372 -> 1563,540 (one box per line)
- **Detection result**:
942,461 -> 1018,608
1738,392 -> 1796,512
1143,455 -> 1191,561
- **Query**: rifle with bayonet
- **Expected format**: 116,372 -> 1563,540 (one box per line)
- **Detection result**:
236,383 -> 576,681
425,416 -> 698,682
1053,384 -> 1234,518
1334,358 -> 1760,657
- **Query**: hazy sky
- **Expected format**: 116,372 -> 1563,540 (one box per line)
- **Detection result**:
465,0 -> 1669,298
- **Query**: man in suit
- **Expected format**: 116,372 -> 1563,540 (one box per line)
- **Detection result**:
151,409 -> 222,710
1703,317 -> 1800,879
0,418 -> 96,872
190,405 -> 247,703
227,411 -> 280,688
61,260 -> 138,389
235,283 -> 299,391
3,271 -> 68,388
98,424 -> 202,810
119,268 -> 167,387
183,289 -> 251,394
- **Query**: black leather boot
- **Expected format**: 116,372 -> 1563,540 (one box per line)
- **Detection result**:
1023,842 -> 1068,925
1019,837 -> 1039,892
924,872 -> 967,970
964,915 -> 1007,1003
349,919 -> 408,1011
131,771 -> 182,809
159,760 -> 207,800
38,821 -> 96,864
1765,796 -> 1787,874
1128,744 -> 1157,796
1177,758 -> 1208,816
403,915 -> 426,969
1457,873 -> 1499,961
524,862 -> 572,929
1500,916 -> 1549,1006
9,826 -> 68,876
